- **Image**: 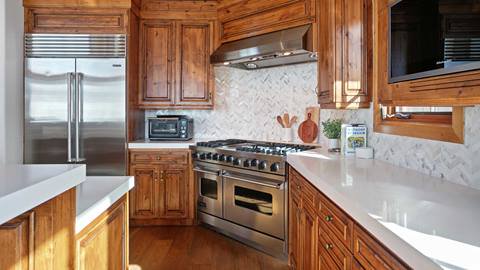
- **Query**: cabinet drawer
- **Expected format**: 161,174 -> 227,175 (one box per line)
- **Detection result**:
318,192 -> 353,251
318,222 -> 352,270
290,169 -> 316,207
130,151 -> 189,165
353,225 -> 410,270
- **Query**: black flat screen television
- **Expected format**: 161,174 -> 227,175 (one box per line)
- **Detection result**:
389,0 -> 480,83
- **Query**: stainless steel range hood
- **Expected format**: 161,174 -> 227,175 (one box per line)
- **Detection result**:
210,25 -> 317,70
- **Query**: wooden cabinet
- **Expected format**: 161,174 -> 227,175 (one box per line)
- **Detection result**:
129,149 -> 194,226
218,0 -> 316,43
0,189 -> 76,270
24,8 -> 129,34
0,213 -> 34,270
288,167 -> 411,270
76,196 -> 129,270
317,0 -> 372,109
289,169 -> 318,270
138,19 -> 215,109
130,165 -> 159,218
353,226 -> 409,270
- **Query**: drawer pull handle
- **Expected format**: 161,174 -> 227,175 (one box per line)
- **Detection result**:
325,215 -> 333,222
296,185 -> 301,189
325,243 -> 333,250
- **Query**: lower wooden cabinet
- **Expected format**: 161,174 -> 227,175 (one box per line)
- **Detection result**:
288,167 -> 411,270
0,189 -> 76,270
129,149 -> 194,226
76,196 -> 128,270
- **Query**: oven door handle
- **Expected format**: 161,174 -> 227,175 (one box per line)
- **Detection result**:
193,167 -> 221,176
223,173 -> 282,189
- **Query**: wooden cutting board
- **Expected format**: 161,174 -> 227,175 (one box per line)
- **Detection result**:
298,113 -> 319,143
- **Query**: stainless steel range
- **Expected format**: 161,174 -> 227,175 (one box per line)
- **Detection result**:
190,139 -> 317,258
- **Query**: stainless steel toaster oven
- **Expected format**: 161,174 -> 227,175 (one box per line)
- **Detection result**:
148,115 -> 193,141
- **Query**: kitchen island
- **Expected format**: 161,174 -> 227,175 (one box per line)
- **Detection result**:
0,164 -> 134,270
287,149 -> 480,270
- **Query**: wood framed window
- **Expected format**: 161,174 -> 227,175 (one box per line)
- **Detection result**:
374,103 -> 464,143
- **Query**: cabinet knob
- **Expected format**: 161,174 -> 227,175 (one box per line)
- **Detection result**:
325,215 -> 333,222
325,243 -> 333,250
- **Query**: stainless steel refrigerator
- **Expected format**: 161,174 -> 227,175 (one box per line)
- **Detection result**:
24,34 -> 127,176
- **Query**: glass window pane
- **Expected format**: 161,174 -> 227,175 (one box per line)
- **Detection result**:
234,186 -> 273,216
201,178 -> 218,200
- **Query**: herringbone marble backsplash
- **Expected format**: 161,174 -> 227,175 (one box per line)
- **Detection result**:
146,63 -> 480,190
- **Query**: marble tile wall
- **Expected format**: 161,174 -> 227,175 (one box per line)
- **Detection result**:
146,63 -> 480,190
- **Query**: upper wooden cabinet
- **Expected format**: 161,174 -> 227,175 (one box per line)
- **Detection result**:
218,0 -> 316,43
25,8 -> 129,34
138,19 -> 215,109
317,0 -> 372,109
23,0 -> 140,9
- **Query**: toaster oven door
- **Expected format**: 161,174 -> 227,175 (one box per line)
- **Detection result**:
149,119 -> 180,139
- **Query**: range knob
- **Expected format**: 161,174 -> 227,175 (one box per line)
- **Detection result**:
251,159 -> 258,167
233,158 -> 242,166
270,162 -> 280,172
219,154 -> 227,162
212,153 -> 219,160
258,161 -> 268,170
226,155 -> 234,163
206,153 -> 213,159
199,153 -> 206,160
243,159 -> 252,167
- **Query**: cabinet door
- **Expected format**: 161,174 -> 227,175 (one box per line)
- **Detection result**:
159,166 -> 189,219
288,193 -> 302,269
175,21 -> 214,108
301,204 -> 318,270
0,213 -> 34,270
317,0 -> 371,109
76,197 -> 127,270
341,0 -> 371,101
130,165 -> 159,219
138,20 -> 175,107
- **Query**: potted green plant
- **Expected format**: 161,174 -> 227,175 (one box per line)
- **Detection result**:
321,119 -> 342,150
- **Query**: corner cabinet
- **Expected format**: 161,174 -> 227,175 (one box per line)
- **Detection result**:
138,20 -> 216,110
288,167 -> 411,270
128,149 -> 194,226
317,0 -> 372,109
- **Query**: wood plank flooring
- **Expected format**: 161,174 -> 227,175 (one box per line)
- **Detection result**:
129,226 -> 289,270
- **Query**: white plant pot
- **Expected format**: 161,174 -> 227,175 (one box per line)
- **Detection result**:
283,128 -> 293,142
328,138 -> 340,149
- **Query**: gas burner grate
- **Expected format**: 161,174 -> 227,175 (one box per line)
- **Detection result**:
196,139 -> 248,148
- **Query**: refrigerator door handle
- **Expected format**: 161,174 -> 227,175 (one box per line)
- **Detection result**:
67,72 -> 75,163
75,72 -> 86,163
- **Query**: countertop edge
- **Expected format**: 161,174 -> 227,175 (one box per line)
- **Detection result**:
0,165 -> 87,225
75,176 -> 134,234
286,156 -> 442,270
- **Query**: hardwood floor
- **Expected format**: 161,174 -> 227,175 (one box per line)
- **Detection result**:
129,226 -> 289,270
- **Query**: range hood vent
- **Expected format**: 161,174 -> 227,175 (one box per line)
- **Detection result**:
210,25 -> 317,70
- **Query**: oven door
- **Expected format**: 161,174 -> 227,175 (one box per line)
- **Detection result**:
194,166 -> 223,218
223,172 -> 285,239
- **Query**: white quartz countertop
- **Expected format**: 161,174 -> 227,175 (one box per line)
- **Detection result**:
76,176 -> 134,233
128,139 -> 197,149
287,149 -> 480,270
0,164 -> 86,225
